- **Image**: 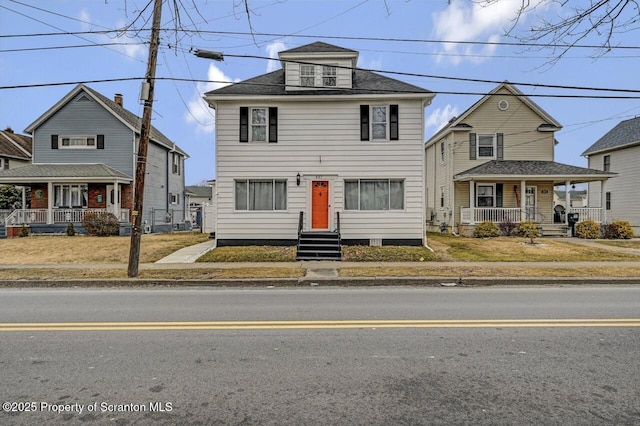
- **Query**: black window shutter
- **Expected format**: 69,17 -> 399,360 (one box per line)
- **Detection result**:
469,133 -> 476,160
97,134 -> 105,149
4,159 -> 9,170
51,134 -> 58,149
360,105 -> 369,141
390,104 -> 399,140
496,183 -> 503,207
239,107 -> 249,142
268,107 -> 278,143
496,133 -> 504,160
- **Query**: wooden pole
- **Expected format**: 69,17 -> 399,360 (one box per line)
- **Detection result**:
128,0 -> 163,278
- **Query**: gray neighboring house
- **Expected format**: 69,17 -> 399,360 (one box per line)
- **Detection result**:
0,84 -> 189,235
583,117 -> 640,233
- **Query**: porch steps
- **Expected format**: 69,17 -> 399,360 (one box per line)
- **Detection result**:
539,224 -> 569,237
296,231 -> 341,261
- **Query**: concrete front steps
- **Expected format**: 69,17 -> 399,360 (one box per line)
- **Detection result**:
539,224 -> 570,237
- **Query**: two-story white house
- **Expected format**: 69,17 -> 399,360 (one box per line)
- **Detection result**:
0,84 -> 189,235
425,82 -> 615,236
204,42 -> 435,259
583,117 -> 640,234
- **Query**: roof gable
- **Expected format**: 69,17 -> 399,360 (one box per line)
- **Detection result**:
24,84 -> 188,157
582,116 -> 640,156
426,82 -> 562,147
279,41 -> 358,55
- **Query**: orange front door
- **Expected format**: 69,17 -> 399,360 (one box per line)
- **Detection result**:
311,181 -> 329,229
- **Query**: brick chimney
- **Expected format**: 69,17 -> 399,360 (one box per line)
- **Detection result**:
114,93 -> 123,107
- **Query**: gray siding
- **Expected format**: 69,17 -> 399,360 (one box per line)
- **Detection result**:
33,93 -> 134,177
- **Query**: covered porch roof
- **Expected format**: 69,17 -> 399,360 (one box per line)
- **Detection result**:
453,160 -> 615,185
0,163 -> 132,184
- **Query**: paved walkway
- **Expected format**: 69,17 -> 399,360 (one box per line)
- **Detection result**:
154,239 -> 217,263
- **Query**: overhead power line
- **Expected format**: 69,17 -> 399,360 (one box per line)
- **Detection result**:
2,77 -> 640,99
3,28 -> 640,50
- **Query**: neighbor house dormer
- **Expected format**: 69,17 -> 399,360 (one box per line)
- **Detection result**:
278,42 -> 358,91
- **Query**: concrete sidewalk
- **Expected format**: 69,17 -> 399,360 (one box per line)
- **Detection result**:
154,239 -> 217,263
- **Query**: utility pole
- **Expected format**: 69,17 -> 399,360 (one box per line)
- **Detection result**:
128,0 -> 163,277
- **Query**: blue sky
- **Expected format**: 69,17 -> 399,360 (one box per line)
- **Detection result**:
1,0 -> 639,185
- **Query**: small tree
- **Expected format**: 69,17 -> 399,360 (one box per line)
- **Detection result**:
517,221 -> 539,244
19,224 -> 29,237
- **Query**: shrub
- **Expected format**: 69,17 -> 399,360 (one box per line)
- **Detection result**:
498,218 -> 517,236
516,221 -> 539,244
19,224 -> 29,238
602,220 -> 634,239
82,212 -> 120,236
575,220 -> 600,239
473,221 -> 499,238
66,222 -> 76,236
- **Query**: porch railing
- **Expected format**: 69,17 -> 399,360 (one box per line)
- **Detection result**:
460,207 -> 603,224
568,207 -> 602,223
5,208 -> 130,226
461,207 -> 521,224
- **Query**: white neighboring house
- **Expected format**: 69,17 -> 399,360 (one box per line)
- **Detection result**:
583,117 -> 640,233
186,181 -> 216,234
204,42 -> 434,257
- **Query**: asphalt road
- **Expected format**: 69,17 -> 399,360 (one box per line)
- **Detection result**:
1,286 -> 639,425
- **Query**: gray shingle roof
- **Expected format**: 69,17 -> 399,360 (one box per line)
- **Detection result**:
280,42 -> 358,55
206,69 -> 432,97
454,160 -> 615,180
582,116 -> 640,155
0,163 -> 131,180
186,185 -> 213,198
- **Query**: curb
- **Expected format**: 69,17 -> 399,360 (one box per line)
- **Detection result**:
1,276 -> 639,288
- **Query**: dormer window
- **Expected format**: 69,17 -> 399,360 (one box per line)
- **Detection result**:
300,65 -> 315,87
322,65 -> 336,87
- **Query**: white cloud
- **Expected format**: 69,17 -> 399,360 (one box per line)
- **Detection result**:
426,104 -> 460,135
266,41 -> 287,72
184,64 -> 239,133
78,9 -> 146,60
431,0 -> 547,65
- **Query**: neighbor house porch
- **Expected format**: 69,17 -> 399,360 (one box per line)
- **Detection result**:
452,160 -> 615,235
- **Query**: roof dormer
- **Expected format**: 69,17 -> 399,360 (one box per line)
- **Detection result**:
278,42 -> 359,91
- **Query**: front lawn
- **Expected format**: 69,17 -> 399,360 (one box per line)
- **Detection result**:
426,233 -> 639,262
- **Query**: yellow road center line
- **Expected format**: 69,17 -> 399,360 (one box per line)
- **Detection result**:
0,319 -> 639,331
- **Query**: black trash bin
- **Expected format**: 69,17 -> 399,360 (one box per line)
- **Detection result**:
567,212 -> 580,237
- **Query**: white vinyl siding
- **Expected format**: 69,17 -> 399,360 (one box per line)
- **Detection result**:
215,99 -> 426,241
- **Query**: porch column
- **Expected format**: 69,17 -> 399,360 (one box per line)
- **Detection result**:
601,179 -> 607,223
469,180 -> 475,224
565,180 -> 571,226
20,186 -> 26,209
114,180 -> 121,220
47,181 -> 54,224
520,180 -> 526,222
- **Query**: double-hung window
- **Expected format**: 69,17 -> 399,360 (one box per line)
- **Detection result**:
172,152 -> 181,175
476,185 -> 495,207
322,65 -> 336,87
235,179 -> 287,211
477,135 -> 495,158
300,65 -> 315,87
440,141 -> 445,163
240,107 -> 278,143
603,155 -> 611,172
344,179 -> 404,211
360,105 -> 398,141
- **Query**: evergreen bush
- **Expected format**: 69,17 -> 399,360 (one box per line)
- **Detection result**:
473,221 -> 499,238
575,220 -> 600,239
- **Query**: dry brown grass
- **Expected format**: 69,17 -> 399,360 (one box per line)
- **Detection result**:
339,265 -> 640,278
427,233 -> 639,261
0,267 -> 304,280
0,233 -> 209,264
595,240 -> 640,249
